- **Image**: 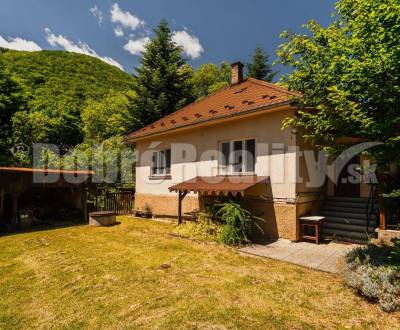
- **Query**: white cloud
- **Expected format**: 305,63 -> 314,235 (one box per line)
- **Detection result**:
111,3 -> 142,31
45,28 -> 123,70
0,35 -> 41,51
90,5 -> 103,25
114,26 -> 124,37
123,37 -> 150,56
171,30 -> 203,59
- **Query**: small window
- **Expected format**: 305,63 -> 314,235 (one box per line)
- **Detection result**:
151,149 -> 171,176
219,139 -> 256,174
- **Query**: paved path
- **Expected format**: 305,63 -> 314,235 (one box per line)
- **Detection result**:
239,240 -> 359,273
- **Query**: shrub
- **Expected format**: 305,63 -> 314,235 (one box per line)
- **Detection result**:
342,244 -> 400,312
173,211 -> 222,243
215,201 -> 263,246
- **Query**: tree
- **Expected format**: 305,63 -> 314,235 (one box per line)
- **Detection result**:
247,47 -> 275,82
81,91 -> 138,143
190,62 -> 231,99
0,52 -> 26,165
277,0 -> 400,169
3,49 -> 136,155
132,20 -> 194,126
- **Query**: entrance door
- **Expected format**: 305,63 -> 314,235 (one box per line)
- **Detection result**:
335,156 -> 361,197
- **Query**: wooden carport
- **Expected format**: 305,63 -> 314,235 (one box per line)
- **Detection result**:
0,167 -> 94,231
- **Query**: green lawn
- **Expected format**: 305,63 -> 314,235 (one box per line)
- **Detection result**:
0,217 -> 398,329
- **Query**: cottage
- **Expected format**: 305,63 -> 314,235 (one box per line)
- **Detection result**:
126,62 -> 380,242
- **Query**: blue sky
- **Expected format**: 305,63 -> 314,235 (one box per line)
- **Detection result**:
0,0 -> 336,76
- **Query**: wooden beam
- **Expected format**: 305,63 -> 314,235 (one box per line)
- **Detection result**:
82,188 -> 88,222
11,194 -> 18,230
178,190 -> 187,225
0,189 -> 4,223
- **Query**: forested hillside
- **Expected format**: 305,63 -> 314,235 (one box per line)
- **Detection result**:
1,49 -> 136,152
0,23 -> 273,172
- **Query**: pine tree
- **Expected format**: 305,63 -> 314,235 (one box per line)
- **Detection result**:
0,52 -> 25,164
133,20 -> 194,126
247,47 -> 275,82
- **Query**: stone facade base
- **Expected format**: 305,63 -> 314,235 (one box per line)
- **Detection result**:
134,193 -> 200,218
135,193 -> 300,241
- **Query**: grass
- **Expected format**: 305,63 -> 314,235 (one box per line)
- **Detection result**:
0,217 -> 399,329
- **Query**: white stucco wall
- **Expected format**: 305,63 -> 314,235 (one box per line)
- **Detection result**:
135,108 -> 298,199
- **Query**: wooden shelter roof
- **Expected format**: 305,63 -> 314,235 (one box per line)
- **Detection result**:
169,176 -> 269,196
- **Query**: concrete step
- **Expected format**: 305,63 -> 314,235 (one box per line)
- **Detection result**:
320,211 -> 376,220
322,205 -> 370,214
323,216 -> 377,227
322,200 -> 374,210
326,196 -> 370,204
322,228 -> 373,242
324,222 -> 375,234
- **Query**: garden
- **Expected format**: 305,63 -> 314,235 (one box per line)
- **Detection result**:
0,216 -> 399,329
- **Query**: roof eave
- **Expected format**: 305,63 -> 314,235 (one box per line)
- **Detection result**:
126,101 -> 294,144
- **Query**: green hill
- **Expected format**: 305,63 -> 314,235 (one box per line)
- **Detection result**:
1,49 -> 135,148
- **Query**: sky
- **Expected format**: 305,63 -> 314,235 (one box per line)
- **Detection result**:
0,0 -> 336,76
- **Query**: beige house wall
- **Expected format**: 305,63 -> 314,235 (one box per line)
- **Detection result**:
134,108 -> 303,241
135,108 -> 298,199
134,107 -> 376,241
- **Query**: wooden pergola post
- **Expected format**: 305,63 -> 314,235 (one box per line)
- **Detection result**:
178,190 -> 187,225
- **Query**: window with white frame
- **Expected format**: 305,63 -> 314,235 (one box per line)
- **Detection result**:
219,139 -> 256,174
151,149 -> 171,176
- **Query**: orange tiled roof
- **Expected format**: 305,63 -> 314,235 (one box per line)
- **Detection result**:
126,78 -> 301,141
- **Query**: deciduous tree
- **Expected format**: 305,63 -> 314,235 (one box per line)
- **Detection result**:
278,0 -> 400,170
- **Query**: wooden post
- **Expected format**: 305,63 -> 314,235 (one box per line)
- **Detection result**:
0,189 -> 4,223
178,190 -> 187,225
82,188 -> 88,223
379,195 -> 386,230
11,194 -> 18,230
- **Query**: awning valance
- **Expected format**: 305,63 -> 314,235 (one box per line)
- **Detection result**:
169,176 -> 269,196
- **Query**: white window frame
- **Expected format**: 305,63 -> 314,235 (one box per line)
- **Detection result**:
218,138 -> 256,175
151,149 -> 171,177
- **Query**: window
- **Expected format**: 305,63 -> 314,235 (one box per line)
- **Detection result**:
219,139 -> 256,174
151,149 -> 171,176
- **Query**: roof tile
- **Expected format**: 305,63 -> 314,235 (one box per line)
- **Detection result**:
127,78 -> 300,141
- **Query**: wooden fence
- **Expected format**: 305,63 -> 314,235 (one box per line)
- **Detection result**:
104,191 -> 134,215
88,190 -> 134,215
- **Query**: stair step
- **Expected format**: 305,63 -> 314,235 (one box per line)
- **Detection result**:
320,211 -> 376,220
322,205 -> 370,214
322,228 -> 373,241
323,216 -> 377,227
326,197 -> 370,203
322,201 -> 374,209
324,222 -> 376,233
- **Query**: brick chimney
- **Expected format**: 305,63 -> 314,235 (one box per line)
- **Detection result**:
231,61 -> 244,85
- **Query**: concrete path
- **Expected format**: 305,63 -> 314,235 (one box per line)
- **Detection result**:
239,240 -> 359,273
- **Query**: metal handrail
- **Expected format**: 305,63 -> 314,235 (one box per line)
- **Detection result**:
366,183 -> 379,232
